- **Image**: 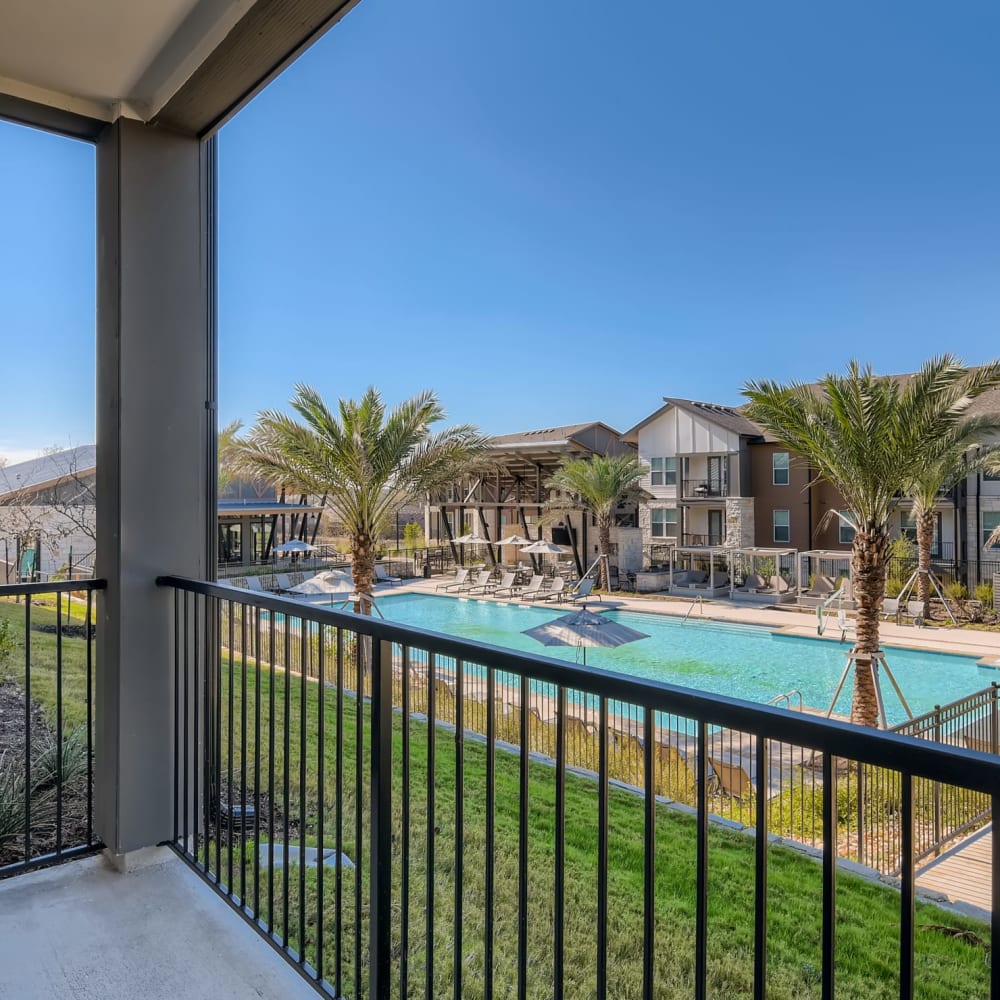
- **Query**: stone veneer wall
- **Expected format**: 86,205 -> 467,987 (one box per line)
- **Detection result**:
724,497 -> 755,548
610,526 -> 643,574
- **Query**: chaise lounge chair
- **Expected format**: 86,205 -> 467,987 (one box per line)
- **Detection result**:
540,576 -> 569,602
736,572 -> 767,594
567,578 -> 597,605
517,575 -> 547,601
460,570 -> 492,593
436,568 -> 470,592
484,571 -> 517,597
708,755 -> 753,800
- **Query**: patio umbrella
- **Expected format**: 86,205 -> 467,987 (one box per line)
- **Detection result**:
495,534 -> 533,547
521,540 -> 568,555
288,570 -> 354,595
522,608 -> 649,665
274,539 -> 318,554
453,533 -> 491,545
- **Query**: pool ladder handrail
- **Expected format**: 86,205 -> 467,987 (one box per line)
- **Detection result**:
682,596 -> 704,623
768,689 -> 804,712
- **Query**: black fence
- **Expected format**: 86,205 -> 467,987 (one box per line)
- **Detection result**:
163,576 -> 1000,1000
0,578 -> 104,878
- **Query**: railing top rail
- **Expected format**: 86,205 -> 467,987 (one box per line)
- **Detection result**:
890,682 -> 998,734
159,573 -> 1000,793
0,578 -> 106,596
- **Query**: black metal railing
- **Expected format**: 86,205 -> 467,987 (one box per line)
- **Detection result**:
682,533 -> 725,547
0,578 -> 104,878
681,479 -> 729,499
162,575 -> 1000,1000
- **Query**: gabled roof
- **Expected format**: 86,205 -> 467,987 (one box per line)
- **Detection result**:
623,398 -> 762,443
0,445 -> 96,499
489,422 -> 618,449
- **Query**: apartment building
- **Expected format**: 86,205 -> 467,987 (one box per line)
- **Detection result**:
627,388 -> 998,586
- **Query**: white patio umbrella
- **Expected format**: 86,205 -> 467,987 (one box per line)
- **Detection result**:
522,608 -> 649,665
273,539 -> 318,554
495,534 -> 533,547
288,569 -> 354,596
521,540 -> 568,555
453,533 -> 492,545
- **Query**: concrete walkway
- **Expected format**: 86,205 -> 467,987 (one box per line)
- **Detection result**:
916,825 -> 993,919
398,576 -> 1000,664
0,850 -> 319,1000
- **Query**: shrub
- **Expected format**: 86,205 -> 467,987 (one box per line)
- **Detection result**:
884,577 -> 904,598
0,620 -> 15,668
945,580 -> 969,603
975,582 -> 994,608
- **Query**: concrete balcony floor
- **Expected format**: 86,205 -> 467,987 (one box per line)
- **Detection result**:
0,848 -> 319,1000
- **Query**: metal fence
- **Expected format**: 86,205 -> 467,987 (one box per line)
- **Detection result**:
163,576 -> 1000,1000
0,579 -> 104,878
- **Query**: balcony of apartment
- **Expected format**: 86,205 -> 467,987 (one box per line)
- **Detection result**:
681,478 -> 731,501
4,575 -> 1000,998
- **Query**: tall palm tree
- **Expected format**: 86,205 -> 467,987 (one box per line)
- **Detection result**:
744,357 -> 998,727
236,385 -> 490,612
545,454 -> 646,591
905,398 -> 1000,617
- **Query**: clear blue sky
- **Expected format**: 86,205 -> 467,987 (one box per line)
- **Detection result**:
3,0 -> 1000,457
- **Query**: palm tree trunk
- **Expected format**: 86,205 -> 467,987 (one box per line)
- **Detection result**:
351,532 -> 376,615
915,509 -> 935,619
597,520 -> 611,590
850,526 -> 890,728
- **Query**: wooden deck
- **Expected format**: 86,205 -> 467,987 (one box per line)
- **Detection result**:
916,824 -> 992,915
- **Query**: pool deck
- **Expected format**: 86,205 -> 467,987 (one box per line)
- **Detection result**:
397,576 -> 1000,664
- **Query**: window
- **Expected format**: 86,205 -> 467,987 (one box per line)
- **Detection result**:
651,508 -> 678,538
650,457 -> 677,487
983,512 -> 1000,549
773,509 -> 790,543
900,512 -> 941,557
772,451 -> 789,486
838,510 -> 855,546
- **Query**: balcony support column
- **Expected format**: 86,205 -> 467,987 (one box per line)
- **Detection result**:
94,118 -> 215,859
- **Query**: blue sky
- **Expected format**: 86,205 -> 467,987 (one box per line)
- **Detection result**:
3,0 -> 1000,458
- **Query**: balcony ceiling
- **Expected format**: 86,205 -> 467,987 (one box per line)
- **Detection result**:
0,0 -> 360,136
0,0 -> 255,122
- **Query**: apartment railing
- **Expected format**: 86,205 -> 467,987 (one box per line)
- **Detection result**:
0,578 -> 104,878
161,575 -> 1000,1000
682,532 -> 725,547
681,479 -> 730,499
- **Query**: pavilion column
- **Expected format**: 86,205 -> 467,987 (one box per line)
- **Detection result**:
94,118 -> 215,862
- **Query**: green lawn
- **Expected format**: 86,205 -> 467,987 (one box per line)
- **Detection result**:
208,655 -> 990,1000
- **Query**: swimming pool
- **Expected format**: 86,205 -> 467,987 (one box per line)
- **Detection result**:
366,593 -> 992,725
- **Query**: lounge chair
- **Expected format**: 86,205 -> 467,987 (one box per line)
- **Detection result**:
274,573 -> 294,593
374,564 -> 401,586
882,597 -> 900,621
769,575 -> 790,594
736,572 -> 767,594
436,568 -> 470,592
517,575 -> 548,601
708,755 -> 753,800
568,577 -> 597,604
467,570 -> 500,595
540,576 -> 569,602
806,575 -> 836,598
460,570 -> 491,593
244,576 -> 265,593
486,571 -> 517,597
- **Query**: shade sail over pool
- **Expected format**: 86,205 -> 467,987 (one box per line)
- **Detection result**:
522,608 -> 649,665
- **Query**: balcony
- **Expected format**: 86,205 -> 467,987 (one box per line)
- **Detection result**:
681,479 -> 730,500
683,532 -> 726,547
3,576 -> 999,998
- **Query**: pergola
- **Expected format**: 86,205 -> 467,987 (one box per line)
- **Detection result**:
668,545 -> 732,594
728,546 -> 798,599
797,549 -> 853,597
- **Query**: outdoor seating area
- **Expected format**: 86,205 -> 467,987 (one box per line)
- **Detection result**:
667,547 -> 733,597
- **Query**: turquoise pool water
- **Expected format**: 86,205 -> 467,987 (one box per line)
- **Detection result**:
365,593 -> 994,725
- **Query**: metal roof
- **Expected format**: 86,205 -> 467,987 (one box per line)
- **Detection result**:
0,446 -> 96,497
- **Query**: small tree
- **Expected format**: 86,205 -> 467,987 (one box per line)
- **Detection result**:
545,454 -> 646,591
236,385 -> 490,612
403,521 -> 426,554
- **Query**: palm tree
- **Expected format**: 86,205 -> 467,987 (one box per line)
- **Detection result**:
217,419 -> 244,494
744,356 -> 998,727
545,454 -> 646,591
905,400 -> 1000,618
235,385 -> 490,612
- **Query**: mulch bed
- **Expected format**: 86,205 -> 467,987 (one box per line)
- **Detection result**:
30,623 -> 96,640
0,678 -> 92,871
